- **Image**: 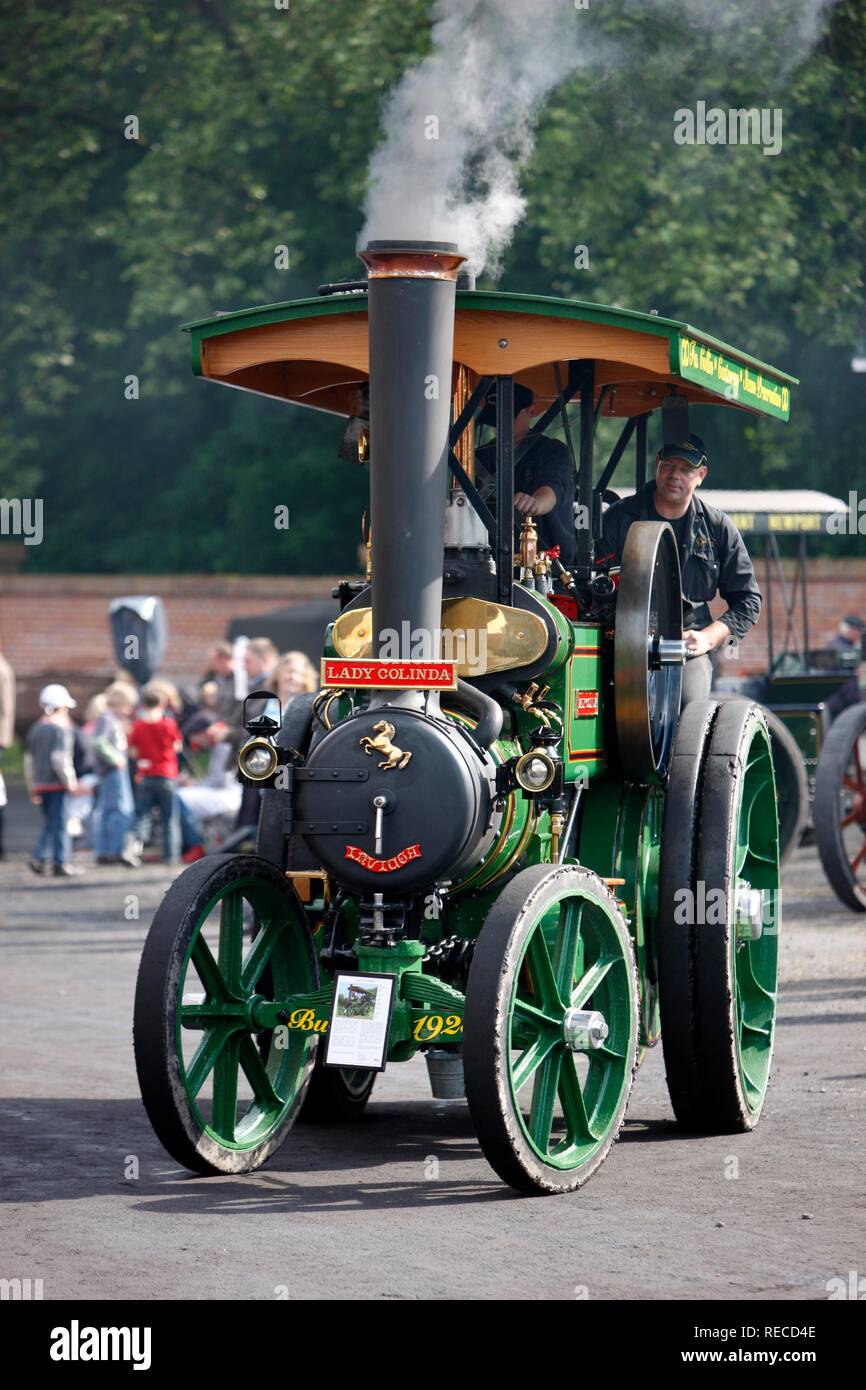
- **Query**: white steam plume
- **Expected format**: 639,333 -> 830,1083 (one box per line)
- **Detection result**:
360,0 -> 594,278
361,0 -> 836,280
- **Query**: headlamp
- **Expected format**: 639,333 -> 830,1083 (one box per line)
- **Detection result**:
238,737 -> 278,782
514,750 -> 556,794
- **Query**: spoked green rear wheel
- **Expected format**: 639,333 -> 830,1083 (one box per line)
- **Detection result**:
658,700 -> 780,1131
134,854 -> 319,1173
464,864 -> 638,1194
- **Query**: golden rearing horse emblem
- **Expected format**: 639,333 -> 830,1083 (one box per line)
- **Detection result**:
359,720 -> 412,771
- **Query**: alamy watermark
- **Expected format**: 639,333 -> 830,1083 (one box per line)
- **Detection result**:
0,498 -> 42,545
377,622 -> 488,673
826,491 -> 866,535
674,880 -> 780,933
674,102 -> 782,157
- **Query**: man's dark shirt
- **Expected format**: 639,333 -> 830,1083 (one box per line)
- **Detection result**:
477,435 -> 577,566
601,481 -> 762,639
827,634 -> 859,654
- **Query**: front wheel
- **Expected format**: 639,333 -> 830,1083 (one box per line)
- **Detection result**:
134,854 -> 320,1174
464,864 -> 638,1195
299,1056 -> 376,1122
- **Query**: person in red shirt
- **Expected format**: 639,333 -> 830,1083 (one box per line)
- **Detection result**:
129,686 -> 183,863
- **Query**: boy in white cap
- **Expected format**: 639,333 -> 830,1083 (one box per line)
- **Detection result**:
24,684 -> 84,876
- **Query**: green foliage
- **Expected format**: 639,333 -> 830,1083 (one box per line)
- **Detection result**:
0,0 -> 863,572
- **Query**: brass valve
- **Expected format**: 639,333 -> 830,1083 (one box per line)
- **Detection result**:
513,681 -> 561,728
518,515 -> 538,574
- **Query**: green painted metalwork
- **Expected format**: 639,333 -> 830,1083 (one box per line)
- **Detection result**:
731,721 -> 780,1113
355,939 -> 424,1061
578,780 -> 663,1047
177,878 -> 316,1152
671,333 -> 792,420
506,881 -> 635,1170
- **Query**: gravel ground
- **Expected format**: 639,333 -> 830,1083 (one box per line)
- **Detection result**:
0,792 -> 864,1301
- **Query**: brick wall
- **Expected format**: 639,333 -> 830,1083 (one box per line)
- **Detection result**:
709,557 -> 866,673
0,573 -> 351,728
2,561 -> 865,728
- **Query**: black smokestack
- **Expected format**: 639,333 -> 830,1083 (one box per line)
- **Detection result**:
359,240 -> 465,662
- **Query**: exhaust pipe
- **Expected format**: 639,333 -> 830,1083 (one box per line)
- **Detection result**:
359,240 -> 465,664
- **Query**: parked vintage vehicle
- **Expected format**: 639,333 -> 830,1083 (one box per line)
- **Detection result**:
134,242 -> 794,1193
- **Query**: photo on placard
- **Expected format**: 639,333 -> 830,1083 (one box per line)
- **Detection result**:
336,980 -> 379,1020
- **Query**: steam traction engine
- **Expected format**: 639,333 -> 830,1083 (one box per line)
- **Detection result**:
134,242 -> 792,1193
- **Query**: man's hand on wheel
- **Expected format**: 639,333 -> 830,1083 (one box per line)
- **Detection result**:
683,629 -> 713,657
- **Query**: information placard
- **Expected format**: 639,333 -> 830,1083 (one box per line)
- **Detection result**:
324,973 -> 396,1072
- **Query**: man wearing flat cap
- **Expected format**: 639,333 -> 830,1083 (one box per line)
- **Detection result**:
601,434 -> 761,705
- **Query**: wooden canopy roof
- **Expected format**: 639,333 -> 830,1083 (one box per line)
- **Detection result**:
182,289 -> 796,423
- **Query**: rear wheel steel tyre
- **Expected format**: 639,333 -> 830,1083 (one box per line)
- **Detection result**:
464,864 -> 638,1194
614,521 -> 683,784
713,693 -> 808,864
658,700 -> 780,1131
299,1056 -> 376,1122
814,702 -> 866,911
134,854 -> 319,1174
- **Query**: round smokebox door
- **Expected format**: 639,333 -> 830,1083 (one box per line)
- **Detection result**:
296,709 -> 484,893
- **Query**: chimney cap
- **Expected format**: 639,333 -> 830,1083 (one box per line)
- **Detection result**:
363,239 -> 460,254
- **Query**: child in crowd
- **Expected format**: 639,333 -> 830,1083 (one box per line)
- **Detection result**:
92,682 -> 139,866
129,685 -> 183,864
24,684 -> 83,877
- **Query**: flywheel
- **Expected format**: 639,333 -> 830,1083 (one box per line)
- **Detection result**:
613,520 -> 684,783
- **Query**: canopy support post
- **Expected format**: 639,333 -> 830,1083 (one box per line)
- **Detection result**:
799,533 -> 810,656
575,361 -> 595,581
596,416 -> 637,496
764,536 -> 775,670
635,413 -> 648,490
496,375 -> 514,607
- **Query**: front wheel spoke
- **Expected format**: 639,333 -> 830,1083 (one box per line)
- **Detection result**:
212,1033 -> 242,1137
558,1054 -> 596,1143
511,1028 -> 560,1093
186,1023 -> 236,1100
513,995 -> 560,1030
571,956 -> 616,1010
181,1002 -> 245,1028
191,935 -> 232,1003
526,929 -> 561,1013
238,1035 -> 283,1110
218,891 -> 246,995
528,1048 -> 563,1151
241,916 -> 283,993
552,899 -> 583,999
